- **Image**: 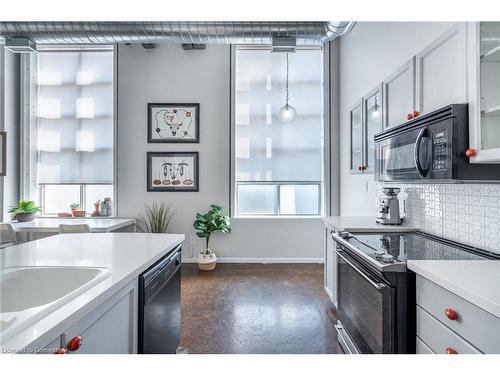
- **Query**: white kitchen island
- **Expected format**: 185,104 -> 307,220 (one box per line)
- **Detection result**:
0,233 -> 184,354
10,217 -> 136,242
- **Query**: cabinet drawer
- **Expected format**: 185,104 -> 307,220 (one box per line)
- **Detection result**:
417,276 -> 500,353
416,337 -> 434,354
63,281 -> 137,354
417,307 -> 481,354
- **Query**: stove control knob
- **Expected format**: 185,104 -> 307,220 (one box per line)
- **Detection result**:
338,231 -> 350,239
381,253 -> 394,263
374,250 -> 385,258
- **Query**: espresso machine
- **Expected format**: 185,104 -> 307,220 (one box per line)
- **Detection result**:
376,187 -> 406,225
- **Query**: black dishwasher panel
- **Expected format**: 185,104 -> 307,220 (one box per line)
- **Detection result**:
138,245 -> 182,354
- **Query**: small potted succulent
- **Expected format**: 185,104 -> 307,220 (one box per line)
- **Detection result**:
9,199 -> 41,222
193,204 -> 231,271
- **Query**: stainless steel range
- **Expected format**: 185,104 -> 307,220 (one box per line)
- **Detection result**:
331,230 -> 499,354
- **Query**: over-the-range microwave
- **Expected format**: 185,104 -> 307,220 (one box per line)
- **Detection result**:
374,104 -> 500,182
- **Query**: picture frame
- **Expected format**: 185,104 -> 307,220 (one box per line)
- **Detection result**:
147,152 -> 199,192
147,103 -> 200,143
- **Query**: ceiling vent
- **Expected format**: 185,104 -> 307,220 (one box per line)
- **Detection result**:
5,38 -> 37,53
181,43 -> 206,50
271,36 -> 296,53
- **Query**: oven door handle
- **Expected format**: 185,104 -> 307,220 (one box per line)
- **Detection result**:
334,249 -> 388,290
414,127 -> 428,178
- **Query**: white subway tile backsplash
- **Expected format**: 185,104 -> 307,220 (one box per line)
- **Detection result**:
377,183 -> 500,254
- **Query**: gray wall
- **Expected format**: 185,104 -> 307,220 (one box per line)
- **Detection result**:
1,47 -> 20,220
338,22 -> 453,215
117,44 -> 323,261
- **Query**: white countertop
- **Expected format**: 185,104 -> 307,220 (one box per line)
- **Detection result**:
0,232 -> 184,352
10,217 -> 136,233
408,260 -> 500,319
323,216 -> 417,233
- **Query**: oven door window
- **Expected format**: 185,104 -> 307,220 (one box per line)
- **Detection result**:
337,252 -> 394,354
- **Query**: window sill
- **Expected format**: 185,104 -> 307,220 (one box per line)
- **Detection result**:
38,215 -> 118,219
232,215 -> 324,219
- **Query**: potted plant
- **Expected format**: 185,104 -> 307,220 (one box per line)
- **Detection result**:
70,203 -> 80,213
9,200 -> 41,222
193,204 -> 231,271
136,201 -> 175,233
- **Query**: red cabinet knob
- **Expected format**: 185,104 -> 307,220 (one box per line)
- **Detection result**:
67,335 -> 83,352
446,347 -> 458,354
465,148 -> 477,158
54,348 -> 68,354
445,308 -> 458,321
407,111 -> 420,120
358,165 -> 366,171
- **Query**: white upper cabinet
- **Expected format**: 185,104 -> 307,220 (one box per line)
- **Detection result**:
363,84 -> 383,172
382,58 -> 415,129
468,22 -> 500,163
349,100 -> 364,173
416,23 -> 468,115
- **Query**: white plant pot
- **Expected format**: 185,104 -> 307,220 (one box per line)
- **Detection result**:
197,249 -> 217,271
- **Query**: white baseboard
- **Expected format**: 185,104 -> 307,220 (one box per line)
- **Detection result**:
182,257 -> 324,264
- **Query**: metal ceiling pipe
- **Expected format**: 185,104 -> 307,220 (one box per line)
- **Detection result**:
0,21 -> 354,45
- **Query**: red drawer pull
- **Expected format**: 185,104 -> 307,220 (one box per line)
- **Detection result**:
67,335 -> 83,352
446,347 -> 458,354
465,148 -> 477,158
54,348 -> 68,354
445,308 -> 458,321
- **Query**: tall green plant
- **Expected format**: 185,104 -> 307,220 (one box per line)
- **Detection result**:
8,200 -> 41,214
137,201 -> 174,233
193,204 -> 231,249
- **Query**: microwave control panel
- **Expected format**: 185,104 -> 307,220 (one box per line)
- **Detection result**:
432,130 -> 448,170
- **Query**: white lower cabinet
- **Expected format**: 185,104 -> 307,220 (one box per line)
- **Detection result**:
417,307 -> 481,354
416,337 -> 434,354
416,275 -> 500,354
36,280 -> 138,354
324,228 -> 337,307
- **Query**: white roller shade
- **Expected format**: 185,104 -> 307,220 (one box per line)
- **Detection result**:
36,49 -> 114,184
234,48 -> 324,183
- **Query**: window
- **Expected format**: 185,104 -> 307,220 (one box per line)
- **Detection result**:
232,46 -> 326,216
23,47 -> 115,215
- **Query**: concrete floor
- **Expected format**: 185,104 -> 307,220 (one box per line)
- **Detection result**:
179,263 -> 342,354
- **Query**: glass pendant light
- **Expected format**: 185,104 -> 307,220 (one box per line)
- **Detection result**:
279,53 -> 296,124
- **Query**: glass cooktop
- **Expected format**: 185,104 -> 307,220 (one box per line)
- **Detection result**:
345,232 -> 495,264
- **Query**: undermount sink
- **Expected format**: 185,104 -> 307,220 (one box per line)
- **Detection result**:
0,266 -> 110,338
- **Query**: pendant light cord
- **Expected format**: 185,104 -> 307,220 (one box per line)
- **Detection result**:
285,53 -> 289,106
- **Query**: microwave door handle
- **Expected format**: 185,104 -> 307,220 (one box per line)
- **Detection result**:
334,249 -> 387,290
414,127 -> 428,178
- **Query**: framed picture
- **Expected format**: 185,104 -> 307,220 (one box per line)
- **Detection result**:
147,152 -> 199,192
148,103 -> 200,143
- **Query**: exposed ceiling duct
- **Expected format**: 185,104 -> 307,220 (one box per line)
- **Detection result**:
0,21 -> 354,46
